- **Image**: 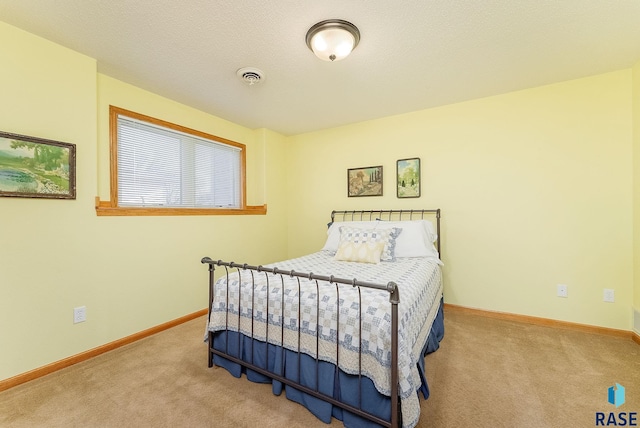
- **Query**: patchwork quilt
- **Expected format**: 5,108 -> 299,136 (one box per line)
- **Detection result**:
207,251 -> 443,428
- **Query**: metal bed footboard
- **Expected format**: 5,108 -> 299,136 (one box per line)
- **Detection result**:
200,258 -> 402,428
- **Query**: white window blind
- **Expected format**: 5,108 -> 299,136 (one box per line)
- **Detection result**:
116,115 -> 241,208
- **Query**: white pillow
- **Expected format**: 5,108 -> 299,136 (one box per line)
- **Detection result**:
373,220 -> 439,258
422,220 -> 438,244
322,219 -> 440,260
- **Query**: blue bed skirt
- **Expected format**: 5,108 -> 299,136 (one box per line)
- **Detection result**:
211,298 -> 445,427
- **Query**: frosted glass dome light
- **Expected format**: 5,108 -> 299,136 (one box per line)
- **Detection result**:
306,19 -> 360,62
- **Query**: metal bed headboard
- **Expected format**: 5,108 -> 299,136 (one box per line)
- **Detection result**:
330,209 -> 442,256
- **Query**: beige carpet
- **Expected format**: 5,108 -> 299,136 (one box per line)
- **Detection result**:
1,309 -> 638,428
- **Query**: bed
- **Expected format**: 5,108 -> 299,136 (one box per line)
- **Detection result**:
201,209 -> 444,428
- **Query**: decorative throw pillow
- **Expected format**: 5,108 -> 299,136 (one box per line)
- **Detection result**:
336,226 -> 402,261
321,221 -> 377,253
334,240 -> 384,264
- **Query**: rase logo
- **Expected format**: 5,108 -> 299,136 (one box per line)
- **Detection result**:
596,383 -> 637,426
610,384 -> 626,408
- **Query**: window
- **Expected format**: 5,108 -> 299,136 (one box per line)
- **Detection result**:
97,106 -> 264,216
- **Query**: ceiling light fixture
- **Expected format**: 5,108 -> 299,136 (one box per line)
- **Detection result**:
305,19 -> 360,62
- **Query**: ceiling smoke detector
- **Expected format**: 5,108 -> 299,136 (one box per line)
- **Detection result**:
236,67 -> 265,86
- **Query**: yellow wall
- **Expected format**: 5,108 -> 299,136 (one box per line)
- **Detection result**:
288,71 -> 634,330
633,60 -> 640,332
0,21 -> 288,381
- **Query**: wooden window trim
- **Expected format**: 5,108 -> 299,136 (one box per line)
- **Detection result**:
95,197 -> 267,216
96,106 -> 266,216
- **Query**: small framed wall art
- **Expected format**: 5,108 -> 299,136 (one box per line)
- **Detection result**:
0,131 -> 76,199
347,165 -> 383,197
397,157 -> 420,198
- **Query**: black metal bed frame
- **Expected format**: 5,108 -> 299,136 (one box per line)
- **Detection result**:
201,209 -> 441,428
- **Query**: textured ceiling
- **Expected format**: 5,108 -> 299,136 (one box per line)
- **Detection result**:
1,1 -> 640,136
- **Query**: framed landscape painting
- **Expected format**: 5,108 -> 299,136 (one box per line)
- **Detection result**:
0,131 -> 76,199
397,157 -> 420,198
347,165 -> 383,197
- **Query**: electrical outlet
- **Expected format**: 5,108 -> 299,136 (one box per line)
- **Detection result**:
557,284 -> 568,298
73,306 -> 86,323
603,289 -> 615,303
